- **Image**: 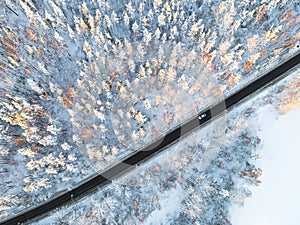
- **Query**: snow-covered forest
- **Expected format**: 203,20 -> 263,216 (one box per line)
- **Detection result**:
33,67 -> 300,225
0,0 -> 299,223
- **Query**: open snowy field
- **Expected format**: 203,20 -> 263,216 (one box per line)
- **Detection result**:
231,107 -> 300,225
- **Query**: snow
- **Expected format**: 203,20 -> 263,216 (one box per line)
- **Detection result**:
143,185 -> 185,225
32,68 -> 300,224
230,106 -> 300,225
1,0 -> 300,221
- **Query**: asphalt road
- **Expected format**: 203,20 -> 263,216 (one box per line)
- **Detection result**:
1,51 -> 300,225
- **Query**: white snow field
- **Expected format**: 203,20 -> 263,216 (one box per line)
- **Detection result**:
231,107 -> 300,225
